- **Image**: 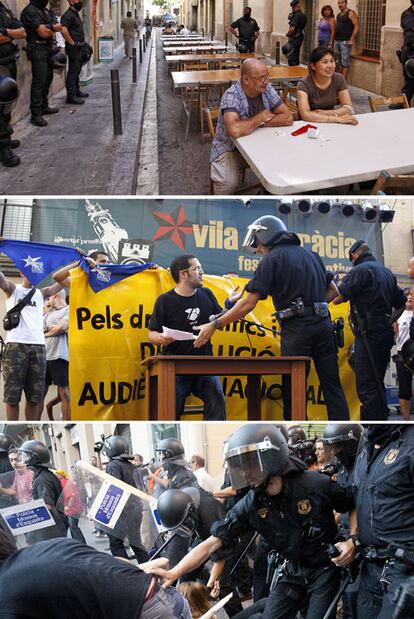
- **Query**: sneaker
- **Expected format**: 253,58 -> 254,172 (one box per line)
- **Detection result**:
66,97 -> 85,105
31,115 -> 47,127
0,147 -> 20,167
42,106 -> 59,115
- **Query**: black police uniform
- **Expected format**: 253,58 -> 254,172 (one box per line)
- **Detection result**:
338,253 -> 406,421
231,14 -> 260,52
401,5 -> 414,104
287,9 -> 306,66
245,234 -> 349,421
0,455 -> 14,508
353,425 -> 414,618
0,538 -> 153,619
29,466 -> 68,540
20,0 -> 56,121
61,4 -> 84,101
166,462 -> 198,489
0,2 -> 21,156
105,456 -> 149,563
211,470 -> 354,619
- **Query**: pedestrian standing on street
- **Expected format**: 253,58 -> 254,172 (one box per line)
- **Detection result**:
284,0 -> 307,66
0,1 -> 25,167
120,11 -> 136,60
228,6 -> 260,53
334,0 -> 359,79
20,0 -> 62,126
61,0 -> 89,105
194,216 -> 350,421
333,240 -> 406,421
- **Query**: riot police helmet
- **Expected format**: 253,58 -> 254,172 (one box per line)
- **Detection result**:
322,424 -> 363,466
237,42 -> 249,53
275,424 -> 289,442
50,48 -> 67,69
242,215 -> 291,254
155,437 -> 186,467
282,40 -> 295,57
156,487 -> 199,530
405,58 -> 414,79
80,43 -> 93,65
402,339 -> 414,373
0,75 -> 19,106
0,434 -> 13,453
287,425 -> 307,446
103,436 -> 132,459
225,424 -> 302,491
17,440 -> 51,467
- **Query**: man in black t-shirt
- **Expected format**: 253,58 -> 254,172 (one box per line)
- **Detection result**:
229,6 -> 260,52
148,254 -> 241,420
61,0 -> 88,104
285,0 -> 307,66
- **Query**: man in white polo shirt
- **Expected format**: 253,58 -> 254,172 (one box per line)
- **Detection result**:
0,269 -> 63,421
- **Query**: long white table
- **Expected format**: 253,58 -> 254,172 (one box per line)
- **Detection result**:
234,108 -> 414,193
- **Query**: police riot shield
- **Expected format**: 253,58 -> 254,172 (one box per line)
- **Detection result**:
0,469 -> 68,547
56,461 -> 163,561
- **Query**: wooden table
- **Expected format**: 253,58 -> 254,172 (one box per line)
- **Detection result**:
164,45 -> 228,55
141,355 -> 309,420
233,108 -> 414,194
166,52 -> 262,70
163,39 -> 212,46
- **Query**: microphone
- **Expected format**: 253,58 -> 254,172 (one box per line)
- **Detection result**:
208,308 -> 227,322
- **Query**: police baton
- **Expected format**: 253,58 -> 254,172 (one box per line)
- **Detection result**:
229,531 -> 258,576
321,571 -> 352,619
352,308 -> 389,412
150,531 -> 179,560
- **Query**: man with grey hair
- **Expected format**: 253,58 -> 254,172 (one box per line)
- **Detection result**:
38,289 -> 70,420
210,58 -> 293,194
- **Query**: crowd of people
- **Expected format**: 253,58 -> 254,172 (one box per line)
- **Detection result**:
0,423 -> 414,618
0,216 -> 413,422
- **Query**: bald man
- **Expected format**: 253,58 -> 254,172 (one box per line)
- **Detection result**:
210,58 -> 293,195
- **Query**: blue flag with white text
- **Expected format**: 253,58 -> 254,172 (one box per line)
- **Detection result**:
79,258 -> 155,292
0,239 -> 80,285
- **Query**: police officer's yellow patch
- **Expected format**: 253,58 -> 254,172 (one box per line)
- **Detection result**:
297,499 -> 312,515
384,449 -> 399,465
257,508 -> 269,519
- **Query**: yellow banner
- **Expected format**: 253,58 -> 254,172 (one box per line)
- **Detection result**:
69,267 -> 360,421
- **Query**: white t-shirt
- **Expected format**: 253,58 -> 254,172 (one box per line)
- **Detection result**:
193,467 -> 215,493
180,27 -> 190,35
5,285 -> 45,345
397,309 -> 413,351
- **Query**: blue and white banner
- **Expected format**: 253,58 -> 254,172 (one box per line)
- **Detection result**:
0,499 -> 55,536
0,239 -> 79,285
88,481 -> 130,528
79,258 -> 155,293
150,501 -> 168,534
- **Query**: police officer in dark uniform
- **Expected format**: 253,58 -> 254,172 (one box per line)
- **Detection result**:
284,0 -> 307,66
334,240 -> 406,421
61,0 -> 88,105
0,433 -> 13,474
0,3 -> 25,166
157,486 -> 244,616
20,0 -> 62,126
148,424 -> 356,619
194,215 -> 350,421
400,0 -> 414,105
17,439 -> 68,540
352,424 -> 414,618
103,435 -> 149,563
323,423 -> 363,619
229,6 -> 260,53
154,438 -> 198,490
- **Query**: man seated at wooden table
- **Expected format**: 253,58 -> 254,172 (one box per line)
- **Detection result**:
210,58 -> 293,195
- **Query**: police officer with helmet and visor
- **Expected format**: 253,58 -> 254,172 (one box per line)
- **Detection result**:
194,215 -> 350,421
147,424 -> 356,619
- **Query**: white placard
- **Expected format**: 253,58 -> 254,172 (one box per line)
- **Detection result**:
0,499 -> 55,536
88,481 -> 130,529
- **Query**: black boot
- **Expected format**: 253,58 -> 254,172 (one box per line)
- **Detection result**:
0,147 -> 20,167
42,106 -> 59,114
66,96 -> 85,105
31,115 -> 48,127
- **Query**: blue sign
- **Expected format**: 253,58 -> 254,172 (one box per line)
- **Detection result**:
94,483 -> 125,526
0,499 -> 55,536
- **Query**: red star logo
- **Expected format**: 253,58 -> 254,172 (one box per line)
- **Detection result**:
152,207 -> 193,250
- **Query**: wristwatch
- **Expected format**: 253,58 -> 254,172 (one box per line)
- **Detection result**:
350,534 -> 362,549
260,121 -> 266,128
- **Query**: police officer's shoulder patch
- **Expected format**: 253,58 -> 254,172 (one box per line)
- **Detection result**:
257,507 -> 269,519
297,499 -> 312,515
384,449 -> 399,465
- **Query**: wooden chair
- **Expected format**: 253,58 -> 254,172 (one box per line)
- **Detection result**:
218,59 -> 241,70
204,106 -> 219,141
281,86 -> 299,120
183,62 -> 208,71
368,94 -> 409,112
372,170 -> 414,194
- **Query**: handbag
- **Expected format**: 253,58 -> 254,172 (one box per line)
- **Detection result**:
3,288 -> 36,331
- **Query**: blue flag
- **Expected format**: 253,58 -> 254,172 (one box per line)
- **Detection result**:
0,239 -> 80,285
79,258 -> 155,292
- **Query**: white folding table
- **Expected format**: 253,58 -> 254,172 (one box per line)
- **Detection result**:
233,108 -> 414,194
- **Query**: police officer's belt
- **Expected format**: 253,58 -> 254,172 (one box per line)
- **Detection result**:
275,299 -> 329,323
363,545 -> 414,568
31,39 -> 52,45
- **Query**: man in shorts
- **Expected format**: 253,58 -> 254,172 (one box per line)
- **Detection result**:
38,289 -> 70,420
334,0 -> 359,78
0,269 -> 63,421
